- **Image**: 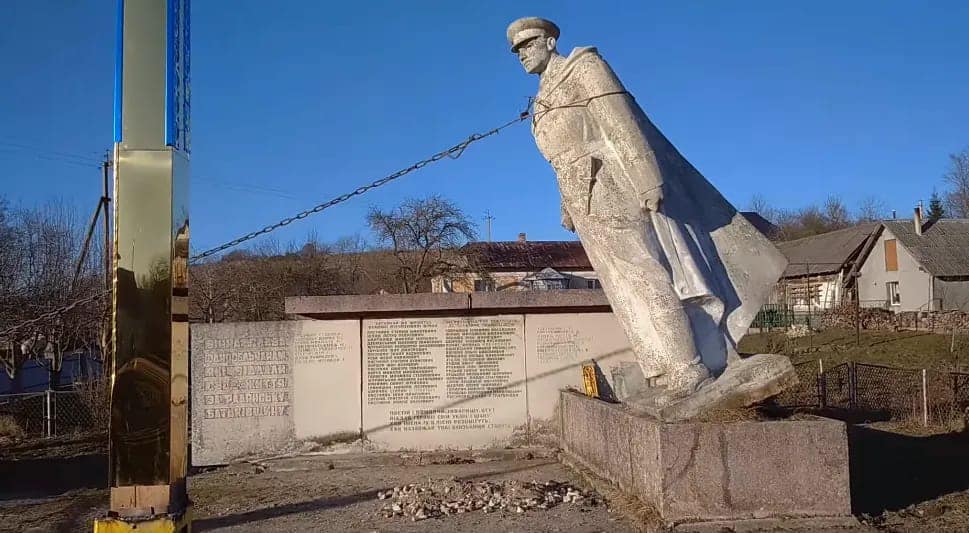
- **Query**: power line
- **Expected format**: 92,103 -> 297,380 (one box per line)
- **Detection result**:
0,141 -> 102,164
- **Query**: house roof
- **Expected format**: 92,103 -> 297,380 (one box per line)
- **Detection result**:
882,219 -> 969,277
776,223 -> 878,278
460,240 -> 591,271
522,267 -> 569,281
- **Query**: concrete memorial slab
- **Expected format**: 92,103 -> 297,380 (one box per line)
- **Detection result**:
191,320 -> 360,465
362,316 -> 527,449
292,320 -> 361,440
523,313 -> 636,421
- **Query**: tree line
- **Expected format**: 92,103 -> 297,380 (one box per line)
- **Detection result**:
750,147 -> 969,241
2,147 -> 968,379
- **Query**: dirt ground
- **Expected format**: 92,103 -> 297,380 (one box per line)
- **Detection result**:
3,443 -> 969,533
2,448 -> 638,533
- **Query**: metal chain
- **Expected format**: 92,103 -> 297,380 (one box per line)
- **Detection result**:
189,113 -> 531,263
0,93 -> 635,338
0,291 -> 105,340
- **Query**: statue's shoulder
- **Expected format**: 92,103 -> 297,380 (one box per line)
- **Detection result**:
564,46 -> 602,66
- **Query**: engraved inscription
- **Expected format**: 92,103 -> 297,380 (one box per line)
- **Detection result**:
445,318 -> 521,399
201,335 -> 291,419
366,320 -> 444,405
365,317 -> 523,434
535,326 -> 588,364
295,331 -> 348,364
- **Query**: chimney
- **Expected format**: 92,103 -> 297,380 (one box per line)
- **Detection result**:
518,232 -> 527,242
914,202 -> 923,236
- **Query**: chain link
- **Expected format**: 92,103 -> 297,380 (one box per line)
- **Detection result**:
2,107 -> 551,336
189,114 -> 530,263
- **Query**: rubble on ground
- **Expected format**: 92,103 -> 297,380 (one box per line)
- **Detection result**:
377,478 -> 601,521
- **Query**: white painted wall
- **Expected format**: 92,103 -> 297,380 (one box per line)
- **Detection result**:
857,228 -> 933,312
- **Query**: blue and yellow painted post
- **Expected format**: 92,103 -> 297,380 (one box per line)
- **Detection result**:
94,1 -> 191,531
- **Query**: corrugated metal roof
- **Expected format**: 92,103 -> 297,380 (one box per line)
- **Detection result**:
883,219 -> 969,277
461,240 -> 591,271
776,224 -> 878,278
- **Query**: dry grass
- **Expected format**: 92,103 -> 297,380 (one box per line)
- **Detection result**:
739,328 -> 969,371
689,407 -> 766,423
559,451 -> 665,532
0,415 -> 24,440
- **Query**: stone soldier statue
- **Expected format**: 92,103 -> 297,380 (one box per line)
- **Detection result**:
507,17 -> 790,415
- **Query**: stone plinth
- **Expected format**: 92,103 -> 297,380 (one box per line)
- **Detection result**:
559,391 -> 851,523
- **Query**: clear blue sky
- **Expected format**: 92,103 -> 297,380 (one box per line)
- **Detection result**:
2,1 -> 967,253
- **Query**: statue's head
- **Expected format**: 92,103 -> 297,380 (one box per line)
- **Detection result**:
507,17 -> 560,75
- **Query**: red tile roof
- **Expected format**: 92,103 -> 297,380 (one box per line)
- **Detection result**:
461,241 -> 592,271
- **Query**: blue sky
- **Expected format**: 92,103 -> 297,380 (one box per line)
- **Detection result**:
1,1 -> 967,253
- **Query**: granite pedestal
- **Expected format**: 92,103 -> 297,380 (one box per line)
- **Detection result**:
559,390 -> 851,524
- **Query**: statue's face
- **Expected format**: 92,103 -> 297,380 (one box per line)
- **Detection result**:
516,36 -> 556,74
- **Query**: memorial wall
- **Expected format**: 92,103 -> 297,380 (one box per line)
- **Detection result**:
191,320 -> 359,465
191,293 -> 638,465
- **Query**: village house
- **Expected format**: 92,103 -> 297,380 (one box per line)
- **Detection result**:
772,223 -> 878,312
855,211 -> 969,312
431,233 -> 599,293
434,212 -> 777,294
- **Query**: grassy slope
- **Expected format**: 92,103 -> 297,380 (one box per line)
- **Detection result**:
738,328 -> 969,372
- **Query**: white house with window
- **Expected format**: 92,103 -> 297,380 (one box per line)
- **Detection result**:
856,215 -> 969,312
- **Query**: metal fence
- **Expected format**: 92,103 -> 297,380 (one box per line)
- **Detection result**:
0,388 -> 104,439
775,361 -> 968,426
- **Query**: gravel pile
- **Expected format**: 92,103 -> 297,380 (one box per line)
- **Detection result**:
377,478 -> 601,521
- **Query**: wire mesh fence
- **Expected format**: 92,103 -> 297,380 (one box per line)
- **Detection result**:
853,363 -> 922,420
772,360 -> 968,427
821,362 -> 852,409
773,361 -> 820,407
0,386 -> 107,440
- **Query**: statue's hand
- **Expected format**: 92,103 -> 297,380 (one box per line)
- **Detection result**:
562,210 -> 575,232
640,187 -> 664,213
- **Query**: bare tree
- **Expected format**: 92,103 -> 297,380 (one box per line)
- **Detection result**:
0,199 -> 104,384
823,196 -> 851,229
747,194 -> 778,223
856,196 -> 888,223
367,196 -> 477,293
943,148 -> 969,218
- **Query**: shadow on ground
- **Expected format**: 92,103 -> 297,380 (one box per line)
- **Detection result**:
192,460 -> 556,531
849,425 -> 969,515
0,452 -> 106,500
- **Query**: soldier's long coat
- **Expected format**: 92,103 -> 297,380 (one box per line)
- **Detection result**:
531,47 -> 786,375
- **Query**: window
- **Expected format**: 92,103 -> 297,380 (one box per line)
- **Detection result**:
586,279 -> 602,289
884,239 -> 898,272
473,279 -> 495,292
887,281 -> 900,306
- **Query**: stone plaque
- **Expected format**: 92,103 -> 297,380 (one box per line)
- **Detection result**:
292,320 -> 361,440
362,316 -> 527,449
191,320 -> 361,465
191,322 -> 295,465
524,313 -> 636,421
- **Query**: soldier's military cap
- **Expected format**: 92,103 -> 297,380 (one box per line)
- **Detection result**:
506,17 -> 560,52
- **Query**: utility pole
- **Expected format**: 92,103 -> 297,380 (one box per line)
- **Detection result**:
484,211 -> 495,242
102,151 -> 112,294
